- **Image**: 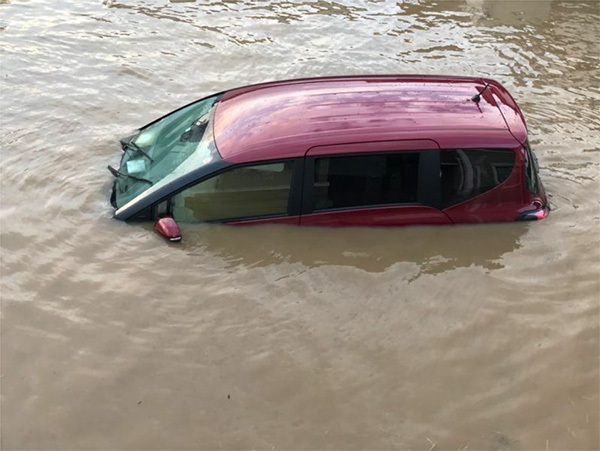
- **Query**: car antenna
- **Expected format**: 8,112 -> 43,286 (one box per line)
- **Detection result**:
471,83 -> 491,103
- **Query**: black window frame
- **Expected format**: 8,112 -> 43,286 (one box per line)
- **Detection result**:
301,149 -> 441,215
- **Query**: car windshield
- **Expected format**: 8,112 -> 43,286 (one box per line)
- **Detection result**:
112,95 -> 221,208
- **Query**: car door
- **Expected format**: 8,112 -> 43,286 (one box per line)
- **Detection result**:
300,140 -> 453,227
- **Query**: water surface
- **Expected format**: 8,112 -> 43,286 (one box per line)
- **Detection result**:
1,0 -> 599,449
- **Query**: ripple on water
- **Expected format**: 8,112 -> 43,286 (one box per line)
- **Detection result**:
0,0 -> 598,449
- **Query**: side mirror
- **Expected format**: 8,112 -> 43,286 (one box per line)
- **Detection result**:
154,216 -> 181,242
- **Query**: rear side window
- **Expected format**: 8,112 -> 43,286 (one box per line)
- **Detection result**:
440,149 -> 514,208
313,153 -> 419,211
172,161 -> 293,222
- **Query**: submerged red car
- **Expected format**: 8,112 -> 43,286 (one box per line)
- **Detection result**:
109,75 -> 548,241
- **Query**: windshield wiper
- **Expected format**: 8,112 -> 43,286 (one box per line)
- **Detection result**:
107,165 -> 153,185
121,139 -> 154,162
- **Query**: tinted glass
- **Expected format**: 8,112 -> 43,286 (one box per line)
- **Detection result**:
313,153 -> 419,211
524,142 -> 539,194
172,162 -> 293,222
440,149 -> 514,208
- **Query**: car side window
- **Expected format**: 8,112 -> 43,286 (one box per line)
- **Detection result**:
440,149 -> 514,208
172,161 -> 293,222
313,153 -> 420,211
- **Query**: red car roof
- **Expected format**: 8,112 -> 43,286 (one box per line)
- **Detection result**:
213,75 -> 527,163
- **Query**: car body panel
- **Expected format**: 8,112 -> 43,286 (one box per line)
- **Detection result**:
305,139 -> 440,157
213,75 -> 523,164
434,129 -> 521,150
226,215 -> 300,226
299,206 -> 453,227
441,144 -> 548,223
484,78 -> 528,144
442,153 -> 528,223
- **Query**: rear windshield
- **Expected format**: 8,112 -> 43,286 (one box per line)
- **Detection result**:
524,141 -> 539,194
113,95 -> 221,209
441,149 -> 514,208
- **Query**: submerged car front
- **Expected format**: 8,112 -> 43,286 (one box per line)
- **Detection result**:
109,94 -> 225,221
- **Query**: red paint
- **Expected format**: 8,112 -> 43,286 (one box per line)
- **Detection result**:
154,216 -> 182,241
306,139 -> 440,156
156,75 -> 547,228
442,148 -> 525,223
299,206 -> 453,227
213,75 -> 527,164
432,128 -> 521,150
226,216 -> 300,226
442,146 -> 548,223
484,78 -> 528,144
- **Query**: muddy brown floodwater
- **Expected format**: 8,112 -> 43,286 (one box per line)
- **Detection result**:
1,0 -> 599,449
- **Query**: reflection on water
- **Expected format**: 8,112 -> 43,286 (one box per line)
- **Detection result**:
182,222 -> 526,274
1,0 -> 599,449
465,0 -> 553,23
